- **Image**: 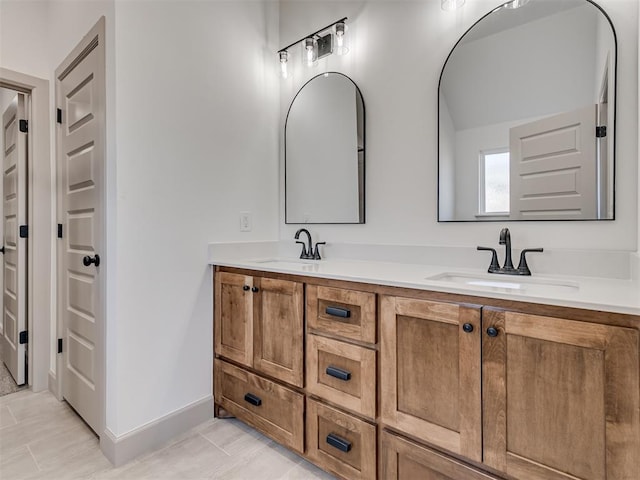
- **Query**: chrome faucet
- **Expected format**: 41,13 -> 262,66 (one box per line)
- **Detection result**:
478,228 -> 543,276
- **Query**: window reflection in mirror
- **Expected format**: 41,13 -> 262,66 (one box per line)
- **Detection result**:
285,72 -> 365,224
438,0 -> 616,221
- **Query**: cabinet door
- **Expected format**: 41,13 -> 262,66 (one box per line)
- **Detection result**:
253,277 -> 304,387
380,296 -> 482,462
483,309 -> 640,480
381,431 -> 499,480
214,272 -> 253,367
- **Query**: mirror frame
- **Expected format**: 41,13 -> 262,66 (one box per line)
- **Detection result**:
285,71 -> 366,224
437,0 -> 617,222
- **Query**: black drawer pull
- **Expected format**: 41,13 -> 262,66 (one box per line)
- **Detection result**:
326,433 -> 352,453
325,306 -> 351,318
244,393 -> 262,407
326,366 -> 351,381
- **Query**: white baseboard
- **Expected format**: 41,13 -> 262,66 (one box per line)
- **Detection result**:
100,395 -> 214,467
47,371 -> 61,400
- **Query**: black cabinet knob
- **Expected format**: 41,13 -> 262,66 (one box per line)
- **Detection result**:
251,287 -> 259,293
462,323 -> 474,333
243,285 -> 250,291
486,327 -> 499,337
0,246 -> 4,254
83,254 -> 100,267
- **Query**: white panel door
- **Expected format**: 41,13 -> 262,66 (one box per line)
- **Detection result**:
57,21 -> 105,434
1,93 -> 27,385
509,105 -> 597,219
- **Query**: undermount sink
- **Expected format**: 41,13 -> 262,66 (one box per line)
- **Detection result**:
426,272 -> 579,293
253,258 -> 320,271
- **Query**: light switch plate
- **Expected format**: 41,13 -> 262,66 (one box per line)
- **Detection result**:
240,212 -> 252,232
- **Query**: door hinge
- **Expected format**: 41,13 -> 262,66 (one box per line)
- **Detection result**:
57,224 -> 63,239
19,331 -> 28,344
56,108 -> 62,124
19,225 -> 28,238
596,126 -> 607,138
58,338 -> 63,354
19,119 -> 28,133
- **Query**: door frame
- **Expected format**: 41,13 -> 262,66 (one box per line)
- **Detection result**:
0,68 -> 52,393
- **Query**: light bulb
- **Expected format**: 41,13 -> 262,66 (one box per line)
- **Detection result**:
279,51 -> 288,78
441,0 -> 465,11
503,0 -> 530,8
305,37 -> 316,67
334,22 -> 349,55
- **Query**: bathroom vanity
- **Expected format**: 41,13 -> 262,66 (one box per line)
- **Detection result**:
211,257 -> 640,480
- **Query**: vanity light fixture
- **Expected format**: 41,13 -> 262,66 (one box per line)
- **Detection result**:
441,0 -> 465,11
277,17 -> 348,75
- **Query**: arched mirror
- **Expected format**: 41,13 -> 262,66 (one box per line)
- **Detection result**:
285,72 -> 365,224
438,0 -> 616,221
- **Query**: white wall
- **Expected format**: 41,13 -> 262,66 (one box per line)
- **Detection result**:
0,1 -> 50,79
111,0 -> 279,436
2,0 -> 279,442
279,0 -> 638,252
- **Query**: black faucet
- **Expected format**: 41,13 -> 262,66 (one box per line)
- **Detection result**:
478,228 -> 543,276
498,228 -> 516,273
294,229 -> 325,260
294,228 -> 313,259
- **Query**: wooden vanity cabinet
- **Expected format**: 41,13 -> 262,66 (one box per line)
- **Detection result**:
482,308 -> 640,480
214,267 -> 640,480
214,271 -> 304,387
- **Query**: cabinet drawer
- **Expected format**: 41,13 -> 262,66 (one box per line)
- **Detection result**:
306,399 -> 376,480
306,334 -> 376,419
307,285 -> 376,344
381,430 -> 500,480
214,360 -> 304,453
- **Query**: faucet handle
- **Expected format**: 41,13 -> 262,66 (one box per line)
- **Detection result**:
517,248 -> 544,275
296,241 -> 309,259
313,242 -> 326,260
477,246 -> 500,273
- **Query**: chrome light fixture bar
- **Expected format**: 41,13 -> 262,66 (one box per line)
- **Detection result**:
277,17 -> 348,77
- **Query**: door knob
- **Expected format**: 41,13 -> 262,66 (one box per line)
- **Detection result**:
462,323 -> 474,333
83,254 -> 100,267
243,285 -> 250,291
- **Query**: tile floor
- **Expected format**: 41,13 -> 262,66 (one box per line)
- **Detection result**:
0,389 -> 335,480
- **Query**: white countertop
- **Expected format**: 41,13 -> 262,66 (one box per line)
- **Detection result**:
209,243 -> 640,317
